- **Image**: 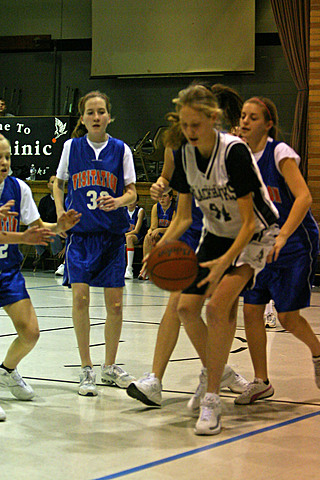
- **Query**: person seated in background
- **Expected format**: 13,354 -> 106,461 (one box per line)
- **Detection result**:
33,175 -> 65,274
139,189 -> 175,280
124,194 -> 148,279
0,98 -> 14,117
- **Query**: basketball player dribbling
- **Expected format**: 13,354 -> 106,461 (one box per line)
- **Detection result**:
145,84 -> 279,436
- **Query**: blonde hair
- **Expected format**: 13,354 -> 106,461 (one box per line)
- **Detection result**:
165,83 -> 221,148
72,90 -> 113,138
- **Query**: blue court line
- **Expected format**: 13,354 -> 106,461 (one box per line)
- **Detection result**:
92,409 -> 320,480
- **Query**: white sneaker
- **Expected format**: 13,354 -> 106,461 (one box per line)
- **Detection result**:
220,365 -> 249,393
125,267 -> 133,279
0,367 -> 34,400
55,263 -> 65,276
195,393 -> 222,435
78,367 -> 97,396
187,365 -> 249,415
265,312 -> 277,328
0,405 -> 6,421
313,356 -> 320,388
187,367 -> 207,415
101,364 -> 135,389
127,373 -> 162,406
234,378 -> 274,405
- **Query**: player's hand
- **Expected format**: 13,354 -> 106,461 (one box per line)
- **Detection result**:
97,194 -> 120,211
139,253 -> 150,279
57,209 -> 81,232
22,226 -> 55,246
150,181 -> 166,201
266,233 -> 288,263
0,200 -> 18,219
197,257 -> 228,298
57,246 -> 66,258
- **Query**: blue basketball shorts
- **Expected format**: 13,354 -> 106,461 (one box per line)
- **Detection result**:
243,249 -> 318,312
0,267 -> 29,308
64,231 -> 126,288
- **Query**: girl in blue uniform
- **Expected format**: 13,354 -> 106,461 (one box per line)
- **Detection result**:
124,194 -> 148,279
0,135 -> 80,421
139,190 -> 175,279
54,91 -> 137,396
235,97 -> 320,405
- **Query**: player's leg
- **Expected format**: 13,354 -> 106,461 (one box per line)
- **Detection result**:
101,287 -> 135,388
127,291 -> 182,406
234,302 -> 274,405
72,283 -> 97,396
194,264 -> 253,435
277,310 -> 320,388
0,299 -> 39,400
125,234 -> 138,279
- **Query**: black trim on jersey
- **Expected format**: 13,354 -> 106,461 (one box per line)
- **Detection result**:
226,143 -> 278,227
206,132 -> 220,180
253,189 -> 278,227
226,143 -> 261,198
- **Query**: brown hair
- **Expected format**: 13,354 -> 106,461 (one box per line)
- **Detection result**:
211,84 -> 243,131
71,90 -> 113,138
244,96 -> 279,140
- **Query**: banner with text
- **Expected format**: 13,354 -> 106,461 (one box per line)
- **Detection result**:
0,116 -> 77,179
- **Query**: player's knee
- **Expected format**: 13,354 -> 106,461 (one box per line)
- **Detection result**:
21,323 -> 40,346
108,301 -> 123,317
73,293 -> 89,311
206,302 -> 221,325
177,302 -> 194,324
278,312 -> 295,331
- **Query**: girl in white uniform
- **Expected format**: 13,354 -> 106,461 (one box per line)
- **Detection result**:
149,84 -> 279,436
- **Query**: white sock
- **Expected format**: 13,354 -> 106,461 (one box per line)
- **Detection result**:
264,300 -> 273,315
127,249 -> 134,269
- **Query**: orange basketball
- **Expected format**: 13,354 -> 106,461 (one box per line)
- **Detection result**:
146,240 -> 198,291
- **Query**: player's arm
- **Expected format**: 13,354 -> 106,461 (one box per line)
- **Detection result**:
53,177 -> 66,218
97,183 -> 137,211
148,203 -> 159,233
150,147 -> 175,200
268,157 -> 312,262
0,226 -> 54,245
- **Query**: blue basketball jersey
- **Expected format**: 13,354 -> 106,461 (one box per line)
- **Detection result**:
65,136 -> 129,234
0,176 -> 23,270
257,139 -> 319,265
157,201 -> 174,228
126,205 -> 148,236
179,198 -> 203,251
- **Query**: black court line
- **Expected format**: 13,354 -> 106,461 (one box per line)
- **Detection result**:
0,319 -> 164,338
64,363 -> 125,368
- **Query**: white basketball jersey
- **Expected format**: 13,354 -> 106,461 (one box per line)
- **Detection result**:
181,132 -> 278,238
